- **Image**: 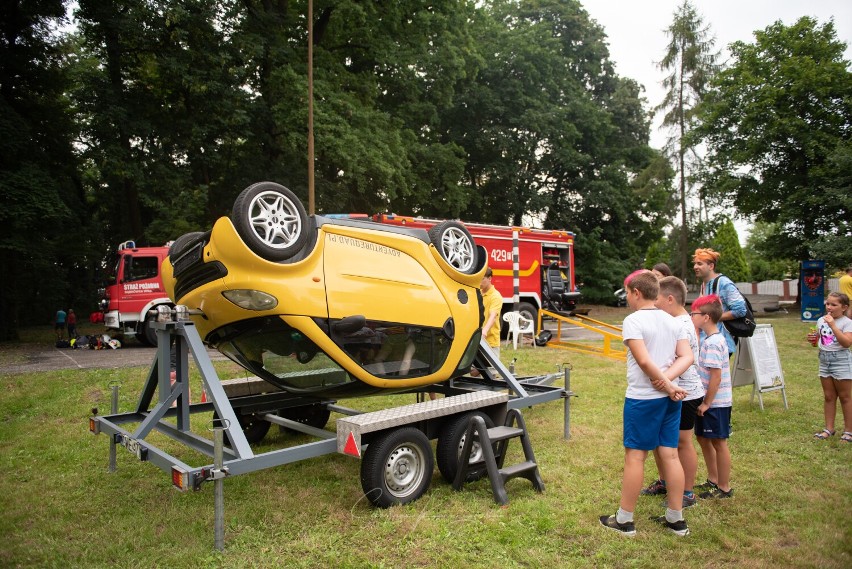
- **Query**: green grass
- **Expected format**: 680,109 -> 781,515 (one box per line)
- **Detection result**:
1,311 -> 850,568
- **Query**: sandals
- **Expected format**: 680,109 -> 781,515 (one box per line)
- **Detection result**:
841,432 -> 852,443
814,429 -> 835,440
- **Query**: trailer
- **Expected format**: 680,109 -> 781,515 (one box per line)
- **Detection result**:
88,317 -> 573,535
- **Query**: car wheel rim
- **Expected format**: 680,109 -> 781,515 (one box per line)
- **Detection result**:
458,433 -> 483,463
440,227 -> 474,272
249,191 -> 303,249
383,444 -> 426,498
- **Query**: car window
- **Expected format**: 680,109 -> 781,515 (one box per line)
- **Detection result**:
334,320 -> 451,379
209,318 -> 354,392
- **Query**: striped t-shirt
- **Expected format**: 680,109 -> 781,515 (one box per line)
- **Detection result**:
698,332 -> 732,408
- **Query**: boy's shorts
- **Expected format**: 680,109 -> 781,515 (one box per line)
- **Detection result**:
695,406 -> 732,439
623,397 -> 681,450
680,397 -> 701,431
818,350 -> 852,380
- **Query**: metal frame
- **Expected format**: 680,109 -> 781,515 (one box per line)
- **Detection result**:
89,320 -> 568,491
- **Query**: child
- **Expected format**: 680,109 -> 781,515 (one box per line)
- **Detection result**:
640,277 -> 705,508
600,270 -> 692,537
807,292 -> 852,442
691,294 -> 734,499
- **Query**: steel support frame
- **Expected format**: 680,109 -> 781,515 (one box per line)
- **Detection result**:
90,322 -> 568,490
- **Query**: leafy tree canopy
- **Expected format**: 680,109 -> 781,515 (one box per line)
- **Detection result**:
694,17 -> 851,263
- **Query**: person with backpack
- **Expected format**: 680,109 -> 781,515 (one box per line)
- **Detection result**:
692,248 -> 749,358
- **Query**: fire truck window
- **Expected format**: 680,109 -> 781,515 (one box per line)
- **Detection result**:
125,256 -> 160,282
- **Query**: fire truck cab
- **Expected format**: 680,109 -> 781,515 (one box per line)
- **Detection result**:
371,215 -> 580,330
98,240 -> 173,345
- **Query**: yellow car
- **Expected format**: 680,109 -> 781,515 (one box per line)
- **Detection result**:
162,181 -> 487,400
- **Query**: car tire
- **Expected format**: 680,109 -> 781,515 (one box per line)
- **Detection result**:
428,221 -> 478,275
436,411 -> 495,483
277,404 -> 331,434
231,182 -> 309,262
168,231 -> 205,260
360,427 -> 433,508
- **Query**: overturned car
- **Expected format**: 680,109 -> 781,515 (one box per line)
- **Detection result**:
162,182 -> 488,400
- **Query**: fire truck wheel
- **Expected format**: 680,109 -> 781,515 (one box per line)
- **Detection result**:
277,404 -> 331,434
360,427 -> 433,508
428,221 -> 478,275
139,316 -> 158,346
436,411 -> 495,483
231,182 -> 309,262
517,302 -> 538,333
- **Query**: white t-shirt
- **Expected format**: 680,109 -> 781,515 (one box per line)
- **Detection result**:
622,308 -> 686,400
816,315 -> 852,352
675,313 -> 705,401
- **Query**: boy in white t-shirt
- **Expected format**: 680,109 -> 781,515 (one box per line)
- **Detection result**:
600,271 -> 692,537
640,276 -> 705,508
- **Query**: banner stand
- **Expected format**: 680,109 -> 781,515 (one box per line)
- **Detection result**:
731,324 -> 788,410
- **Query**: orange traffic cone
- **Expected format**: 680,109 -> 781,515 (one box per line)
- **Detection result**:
200,384 -> 208,403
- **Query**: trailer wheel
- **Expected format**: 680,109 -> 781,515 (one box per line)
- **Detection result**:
428,221 -> 477,275
277,404 -> 331,434
436,411 -> 495,483
360,427 -> 433,508
231,182 -> 308,262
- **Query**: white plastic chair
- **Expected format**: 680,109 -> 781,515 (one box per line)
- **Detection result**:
502,312 -> 536,350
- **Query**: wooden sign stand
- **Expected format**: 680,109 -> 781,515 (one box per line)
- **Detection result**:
731,324 -> 789,410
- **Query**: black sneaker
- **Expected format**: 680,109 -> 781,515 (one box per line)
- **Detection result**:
640,479 -> 667,496
650,515 -> 690,537
694,479 -> 718,491
599,514 -> 636,536
699,487 -> 734,499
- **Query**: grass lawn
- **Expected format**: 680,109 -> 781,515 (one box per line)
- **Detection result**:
0,310 -> 850,568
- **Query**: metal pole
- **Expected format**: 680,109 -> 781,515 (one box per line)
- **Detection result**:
562,363 -> 572,440
214,426 -> 225,551
109,383 -> 119,472
307,0 -> 315,215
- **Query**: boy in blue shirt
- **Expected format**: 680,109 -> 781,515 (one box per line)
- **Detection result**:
600,270 -> 692,537
691,294 -> 734,499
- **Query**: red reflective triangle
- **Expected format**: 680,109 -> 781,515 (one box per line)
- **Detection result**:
343,432 -> 361,457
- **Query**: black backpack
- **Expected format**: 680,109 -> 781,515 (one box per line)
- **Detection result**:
710,275 -> 756,338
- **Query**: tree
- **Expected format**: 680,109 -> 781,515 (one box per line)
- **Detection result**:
744,222 -> 797,281
694,17 -> 852,262
656,0 -> 719,280
712,218 -> 749,283
0,0 -> 91,340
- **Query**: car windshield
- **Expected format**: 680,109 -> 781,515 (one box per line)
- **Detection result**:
209,317 -> 356,393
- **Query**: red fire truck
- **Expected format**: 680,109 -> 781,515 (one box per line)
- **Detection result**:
370,214 -> 580,329
98,240 -> 174,345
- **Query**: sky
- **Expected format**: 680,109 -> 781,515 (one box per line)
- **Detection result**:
581,0 -> 852,149
580,0 -> 851,243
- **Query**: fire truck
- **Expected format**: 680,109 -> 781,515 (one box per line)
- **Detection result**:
370,214 -> 580,330
98,240 -> 173,345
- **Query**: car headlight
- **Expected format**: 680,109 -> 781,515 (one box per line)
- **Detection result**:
222,289 -> 278,311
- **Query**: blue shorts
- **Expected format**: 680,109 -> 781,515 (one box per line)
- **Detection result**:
818,350 -> 852,380
623,397 -> 681,451
695,406 -> 732,439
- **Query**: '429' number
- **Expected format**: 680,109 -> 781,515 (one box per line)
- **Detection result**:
489,248 -> 511,263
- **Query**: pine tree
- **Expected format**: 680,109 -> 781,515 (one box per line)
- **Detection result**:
712,218 -> 750,283
656,1 -> 719,279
